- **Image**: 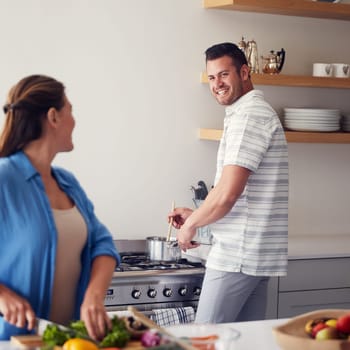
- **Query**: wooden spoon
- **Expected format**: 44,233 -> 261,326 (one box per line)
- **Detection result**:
128,306 -> 197,350
166,200 -> 175,241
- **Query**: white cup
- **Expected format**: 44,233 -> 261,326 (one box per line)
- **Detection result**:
332,63 -> 350,78
313,63 -> 333,77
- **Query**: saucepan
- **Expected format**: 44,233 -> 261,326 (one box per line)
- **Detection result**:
146,236 -> 181,262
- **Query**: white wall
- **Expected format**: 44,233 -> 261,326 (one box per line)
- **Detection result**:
0,0 -> 349,239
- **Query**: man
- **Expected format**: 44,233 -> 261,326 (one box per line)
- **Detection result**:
169,42 -> 288,323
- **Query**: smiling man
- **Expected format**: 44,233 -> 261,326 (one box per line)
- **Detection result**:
169,42 -> 289,323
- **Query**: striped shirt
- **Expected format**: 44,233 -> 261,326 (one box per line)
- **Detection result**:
206,90 -> 289,276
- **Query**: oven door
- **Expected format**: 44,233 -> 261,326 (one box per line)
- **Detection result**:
107,301 -> 198,327
105,273 -> 203,326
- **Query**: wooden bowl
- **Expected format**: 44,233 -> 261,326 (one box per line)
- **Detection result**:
272,309 -> 350,350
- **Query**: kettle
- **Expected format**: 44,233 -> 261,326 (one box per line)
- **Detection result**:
261,48 -> 286,74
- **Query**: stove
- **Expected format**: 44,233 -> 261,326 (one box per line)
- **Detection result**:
104,240 -> 206,313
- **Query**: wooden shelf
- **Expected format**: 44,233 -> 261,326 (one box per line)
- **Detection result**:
200,72 -> 350,89
203,0 -> 350,21
199,128 -> 350,143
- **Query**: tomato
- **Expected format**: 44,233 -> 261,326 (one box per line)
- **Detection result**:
63,338 -> 99,350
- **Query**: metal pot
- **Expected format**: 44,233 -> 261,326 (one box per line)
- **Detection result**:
146,236 -> 181,262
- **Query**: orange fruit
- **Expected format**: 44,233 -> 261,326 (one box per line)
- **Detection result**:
63,338 -> 99,350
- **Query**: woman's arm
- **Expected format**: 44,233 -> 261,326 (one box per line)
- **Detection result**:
80,255 -> 116,340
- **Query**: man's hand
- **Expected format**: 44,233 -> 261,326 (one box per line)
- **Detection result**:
168,207 -> 193,229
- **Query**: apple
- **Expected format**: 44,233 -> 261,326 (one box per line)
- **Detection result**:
336,314 -> 350,334
312,323 -> 328,338
315,327 -> 339,340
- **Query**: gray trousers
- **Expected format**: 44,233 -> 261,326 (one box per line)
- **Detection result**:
195,268 -> 270,323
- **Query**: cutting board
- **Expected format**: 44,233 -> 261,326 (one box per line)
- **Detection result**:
11,335 -> 144,349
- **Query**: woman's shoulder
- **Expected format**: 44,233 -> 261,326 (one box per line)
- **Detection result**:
52,166 -> 79,184
0,156 -> 16,176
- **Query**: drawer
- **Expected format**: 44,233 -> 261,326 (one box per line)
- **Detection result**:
279,258 -> 350,291
278,288 -> 350,318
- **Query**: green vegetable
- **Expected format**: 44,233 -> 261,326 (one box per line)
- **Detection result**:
42,316 -> 130,348
99,316 -> 130,348
69,320 -> 89,338
42,324 -> 72,346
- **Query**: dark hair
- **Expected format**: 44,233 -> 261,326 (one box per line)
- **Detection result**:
205,42 -> 248,73
0,75 -> 65,157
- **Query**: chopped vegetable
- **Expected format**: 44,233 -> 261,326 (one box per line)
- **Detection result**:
42,324 -> 72,346
99,316 -> 130,348
42,315 -> 130,348
140,329 -> 162,347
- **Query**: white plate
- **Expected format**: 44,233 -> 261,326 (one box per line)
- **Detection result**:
284,116 -> 339,121
284,118 -> 339,124
284,108 -> 340,116
284,122 -> 340,132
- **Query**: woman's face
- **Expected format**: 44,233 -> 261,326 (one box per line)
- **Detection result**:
55,95 -> 75,152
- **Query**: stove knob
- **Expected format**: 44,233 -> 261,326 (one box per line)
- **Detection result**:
147,288 -> 157,298
178,287 -> 188,296
163,288 -> 172,297
193,287 -> 201,296
131,289 -> 141,299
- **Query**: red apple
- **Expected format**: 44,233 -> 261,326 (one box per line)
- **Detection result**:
312,323 -> 328,338
336,314 -> 350,334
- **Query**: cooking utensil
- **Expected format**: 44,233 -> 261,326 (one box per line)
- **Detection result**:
197,181 -> 208,200
146,236 -> 181,261
35,317 -> 70,336
128,306 -> 197,350
261,48 -> 286,74
166,200 -> 175,241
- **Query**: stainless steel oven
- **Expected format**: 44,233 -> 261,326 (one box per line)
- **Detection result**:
104,240 -> 205,324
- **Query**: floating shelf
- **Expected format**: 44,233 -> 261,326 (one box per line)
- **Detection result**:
199,128 -> 350,144
203,0 -> 350,21
200,72 -> 350,89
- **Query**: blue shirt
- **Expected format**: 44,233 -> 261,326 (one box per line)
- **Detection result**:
0,151 -> 120,340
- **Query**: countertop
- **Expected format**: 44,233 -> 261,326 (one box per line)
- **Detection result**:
184,233 -> 350,262
0,318 -> 287,349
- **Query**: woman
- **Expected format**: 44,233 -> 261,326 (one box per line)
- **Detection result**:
0,75 -> 120,340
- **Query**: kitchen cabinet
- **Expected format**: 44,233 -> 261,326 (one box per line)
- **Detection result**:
265,257 -> 350,319
200,2 -> 350,144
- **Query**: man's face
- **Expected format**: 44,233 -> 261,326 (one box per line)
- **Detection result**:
206,55 -> 244,106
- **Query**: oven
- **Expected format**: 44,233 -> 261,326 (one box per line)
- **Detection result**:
104,240 -> 205,325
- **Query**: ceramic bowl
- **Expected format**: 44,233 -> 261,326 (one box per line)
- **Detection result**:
273,309 -> 350,350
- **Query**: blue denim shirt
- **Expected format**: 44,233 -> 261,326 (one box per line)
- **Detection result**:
0,151 -> 120,340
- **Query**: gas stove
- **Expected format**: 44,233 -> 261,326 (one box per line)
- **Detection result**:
115,253 -> 204,272
104,240 -> 205,312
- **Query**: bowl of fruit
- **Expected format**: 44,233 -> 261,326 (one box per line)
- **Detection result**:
272,309 -> 350,350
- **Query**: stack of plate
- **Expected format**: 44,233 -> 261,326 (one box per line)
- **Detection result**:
342,114 -> 350,132
283,108 -> 341,132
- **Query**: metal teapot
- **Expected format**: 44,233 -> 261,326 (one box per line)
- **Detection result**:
261,48 -> 286,74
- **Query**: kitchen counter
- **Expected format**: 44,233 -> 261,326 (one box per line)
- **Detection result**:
288,234 -> 350,259
0,318 -> 287,349
185,233 -> 350,262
